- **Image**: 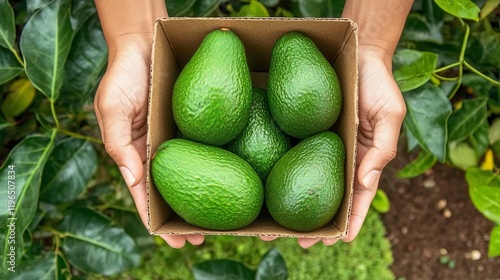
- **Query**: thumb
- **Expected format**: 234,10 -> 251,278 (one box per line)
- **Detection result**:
95,98 -> 143,188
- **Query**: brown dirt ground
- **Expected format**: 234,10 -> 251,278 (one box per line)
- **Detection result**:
380,150 -> 500,280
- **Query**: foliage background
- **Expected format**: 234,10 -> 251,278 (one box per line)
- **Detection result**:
0,0 -> 499,279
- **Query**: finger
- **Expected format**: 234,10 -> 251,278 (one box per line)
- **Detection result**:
297,238 -> 321,249
260,236 -> 279,242
186,234 -> 205,245
322,238 -> 339,246
161,235 -> 186,249
357,115 -> 403,189
342,181 -> 377,242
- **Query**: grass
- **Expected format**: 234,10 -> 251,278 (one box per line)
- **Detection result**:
91,210 -> 394,280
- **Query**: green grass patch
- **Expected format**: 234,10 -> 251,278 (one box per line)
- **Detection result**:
91,210 -> 393,280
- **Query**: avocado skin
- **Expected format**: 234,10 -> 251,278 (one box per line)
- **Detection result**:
265,131 -> 346,232
151,139 -> 263,231
172,29 -> 252,146
226,87 -> 292,182
267,32 -> 342,139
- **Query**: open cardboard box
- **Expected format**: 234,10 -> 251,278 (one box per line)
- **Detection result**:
146,17 -> 358,239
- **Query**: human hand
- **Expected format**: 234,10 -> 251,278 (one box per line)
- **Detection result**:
94,37 -> 204,248
262,45 -> 406,248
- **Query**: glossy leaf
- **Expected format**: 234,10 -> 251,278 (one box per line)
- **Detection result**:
59,208 -> 140,275
20,0 -> 74,101
193,0 -> 221,16
461,74 -> 492,97
10,251 -> 70,280
397,149 -> 437,178
401,13 -> 442,43
0,115 -> 12,130
489,226 -> 500,257
371,189 -> 391,214
403,84 -> 452,162
260,0 -> 281,7
70,0 -> 97,31
256,248 -> 287,280
0,47 -> 23,85
61,15 -> 107,109
0,132 -> 56,275
26,0 -> 51,15
236,0 -> 270,17
470,119 -> 490,158
489,118 -> 500,145
480,0 -> 500,20
422,0 -> 444,25
40,138 -> 97,204
466,30 -> 500,70
0,0 -> 15,50
405,125 -> 420,152
166,0 -> 196,16
1,79 -> 36,118
393,50 -> 438,92
298,0 -> 345,18
434,0 -> 480,21
447,97 -> 488,142
448,141 -> 478,170
192,260 -> 256,280
465,167 -> 500,188
469,184 -> 500,224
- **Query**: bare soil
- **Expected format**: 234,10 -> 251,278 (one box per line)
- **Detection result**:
380,152 -> 500,280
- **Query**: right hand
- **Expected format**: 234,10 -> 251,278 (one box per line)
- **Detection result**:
94,36 -> 204,248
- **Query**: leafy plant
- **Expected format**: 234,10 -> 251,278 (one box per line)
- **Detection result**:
394,0 -> 500,257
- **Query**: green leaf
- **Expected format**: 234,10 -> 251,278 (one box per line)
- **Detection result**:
256,248 -> 287,280
393,50 -> 438,92
397,149 -> 437,178
405,126 -> 420,152
489,118 -> 500,145
0,115 -> 12,130
470,119 -> 489,158
489,225 -> 500,257
70,0 -> 97,31
371,189 -> 391,214
10,251 -> 70,280
61,15 -> 107,109
193,0 -> 221,16
0,47 -> 23,85
448,141 -> 478,170
466,30 -> 500,69
401,14 -> 443,43
447,97 -> 488,142
461,74 -> 492,97
59,208 -> 141,275
0,0 -> 15,50
403,83 -> 452,162
479,0 -> 500,20
298,0 -> 345,18
192,260 -> 256,280
26,0 -> 51,15
20,0 -> 74,101
259,0 -> 281,7
465,167 -> 500,188
434,0 -> 480,21
1,79 -> 36,118
422,0 -> 444,25
0,132 -> 56,276
469,184 -> 500,224
236,0 -> 270,17
166,0 -> 196,16
40,138 -> 97,204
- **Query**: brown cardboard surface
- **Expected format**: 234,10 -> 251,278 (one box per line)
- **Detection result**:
147,17 -> 358,238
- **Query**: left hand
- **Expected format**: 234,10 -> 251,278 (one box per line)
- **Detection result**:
261,45 -> 406,248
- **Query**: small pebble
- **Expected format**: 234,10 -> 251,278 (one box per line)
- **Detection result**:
423,248 -> 432,258
436,199 -> 447,210
439,248 -> 448,255
402,227 -> 408,234
478,265 -> 484,271
471,250 -> 481,260
443,208 -> 452,218
423,178 -> 436,188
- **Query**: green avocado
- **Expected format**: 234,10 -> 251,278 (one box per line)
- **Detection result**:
267,32 -> 342,139
172,28 -> 252,146
226,87 -> 292,182
151,139 -> 263,230
265,131 -> 346,232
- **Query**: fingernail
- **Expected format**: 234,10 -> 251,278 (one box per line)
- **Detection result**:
362,170 -> 380,189
120,166 -> 136,187
322,238 -> 338,246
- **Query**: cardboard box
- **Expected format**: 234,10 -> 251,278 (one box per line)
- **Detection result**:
146,17 -> 358,238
